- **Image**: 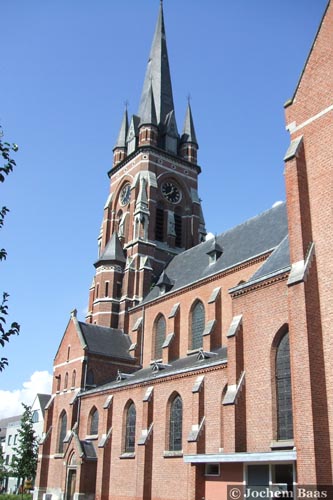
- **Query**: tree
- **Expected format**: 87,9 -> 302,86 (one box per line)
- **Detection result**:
0,446 -> 8,490
10,404 -> 39,491
0,125 -> 20,371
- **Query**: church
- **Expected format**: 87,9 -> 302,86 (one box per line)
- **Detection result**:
34,2 -> 333,499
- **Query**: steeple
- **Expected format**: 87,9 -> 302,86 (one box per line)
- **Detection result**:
138,1 -> 176,130
113,107 -> 129,165
181,102 -> 198,146
180,102 -> 199,164
114,107 -> 129,149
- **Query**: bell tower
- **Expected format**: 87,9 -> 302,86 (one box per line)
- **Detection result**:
86,2 -> 206,329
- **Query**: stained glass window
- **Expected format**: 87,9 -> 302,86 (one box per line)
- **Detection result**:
276,332 -> 293,440
154,315 -> 166,359
169,395 -> 182,451
124,403 -> 136,453
58,411 -> 67,453
191,301 -> 205,350
90,408 -> 99,435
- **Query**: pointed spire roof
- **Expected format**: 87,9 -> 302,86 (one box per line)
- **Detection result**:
114,108 -> 128,149
181,102 -> 198,146
94,232 -> 126,267
138,2 -> 175,128
140,83 -> 157,126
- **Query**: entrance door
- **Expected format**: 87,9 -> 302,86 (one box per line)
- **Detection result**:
66,469 -> 77,500
247,465 -> 269,496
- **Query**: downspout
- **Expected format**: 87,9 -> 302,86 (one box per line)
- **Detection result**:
140,305 -> 145,367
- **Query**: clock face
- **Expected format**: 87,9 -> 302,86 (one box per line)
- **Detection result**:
120,183 -> 131,206
161,181 -> 182,204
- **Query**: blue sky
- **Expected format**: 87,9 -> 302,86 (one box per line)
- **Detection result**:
0,0 -> 327,410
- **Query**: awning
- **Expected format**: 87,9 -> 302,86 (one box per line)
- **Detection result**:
183,450 -> 297,464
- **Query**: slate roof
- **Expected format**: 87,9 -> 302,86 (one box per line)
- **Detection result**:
37,394 -> 52,415
143,202 -> 288,304
79,322 -> 134,361
248,235 -> 290,283
82,347 -> 227,396
95,232 -> 126,266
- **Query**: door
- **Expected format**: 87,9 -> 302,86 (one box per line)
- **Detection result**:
66,469 -> 77,500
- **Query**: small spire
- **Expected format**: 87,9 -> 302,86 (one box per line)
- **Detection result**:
114,108 -> 129,149
94,232 -> 126,267
181,101 -> 198,146
140,82 -> 157,126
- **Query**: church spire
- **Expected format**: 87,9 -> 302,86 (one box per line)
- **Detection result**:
138,2 -> 176,129
180,101 -> 199,164
181,101 -> 198,146
114,107 -> 128,149
113,107 -> 129,165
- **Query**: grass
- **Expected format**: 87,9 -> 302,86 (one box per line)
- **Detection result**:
0,495 -> 33,500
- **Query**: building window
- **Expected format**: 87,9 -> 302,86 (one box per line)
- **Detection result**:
72,370 -> 76,388
57,411 -> 67,454
89,408 -> 99,436
190,300 -> 205,350
169,395 -> 182,451
56,374 -> 61,392
153,314 -> 166,360
32,410 -> 39,423
205,463 -> 220,476
155,206 -> 164,241
105,281 -> 109,297
5,455 -> 9,465
174,213 -> 182,247
67,345 -> 71,361
13,434 -> 18,445
64,372 -> 68,390
276,332 -> 293,440
7,435 -> 12,445
124,402 -> 136,453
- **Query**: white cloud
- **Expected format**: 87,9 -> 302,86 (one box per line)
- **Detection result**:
0,371 -> 52,419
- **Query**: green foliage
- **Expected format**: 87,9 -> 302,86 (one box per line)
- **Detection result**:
0,447 -> 7,483
0,126 -> 20,372
0,495 -> 32,500
10,405 -> 38,488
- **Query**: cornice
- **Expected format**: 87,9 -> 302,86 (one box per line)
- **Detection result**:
108,146 -> 201,178
79,359 -> 227,400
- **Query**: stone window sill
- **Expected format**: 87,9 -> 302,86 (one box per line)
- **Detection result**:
54,453 -> 64,459
119,452 -> 135,459
163,450 -> 183,458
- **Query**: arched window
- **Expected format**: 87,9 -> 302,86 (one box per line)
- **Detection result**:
191,300 -> 205,350
124,402 -> 136,453
169,395 -> 183,451
276,332 -> 293,440
153,314 -> 166,360
57,411 -> 67,453
89,407 -> 99,436
71,370 -> 76,388
56,374 -> 61,392
64,372 -> 68,390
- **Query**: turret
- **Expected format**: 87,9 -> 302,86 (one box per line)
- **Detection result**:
138,83 -> 158,147
180,102 -> 198,164
113,108 -> 128,166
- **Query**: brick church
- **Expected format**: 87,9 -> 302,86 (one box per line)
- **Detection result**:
34,2 -> 333,499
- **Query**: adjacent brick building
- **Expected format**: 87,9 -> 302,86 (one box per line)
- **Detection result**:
34,2 -> 333,499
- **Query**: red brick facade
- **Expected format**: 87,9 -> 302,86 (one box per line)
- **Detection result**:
34,2 -> 333,499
